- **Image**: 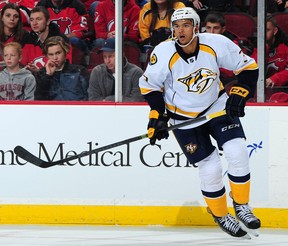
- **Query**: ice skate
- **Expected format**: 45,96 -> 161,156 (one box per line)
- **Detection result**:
233,201 -> 261,237
208,208 -> 251,239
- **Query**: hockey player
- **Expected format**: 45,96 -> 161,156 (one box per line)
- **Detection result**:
139,7 -> 261,239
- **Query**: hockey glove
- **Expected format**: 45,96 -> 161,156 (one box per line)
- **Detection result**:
226,84 -> 250,117
148,110 -> 169,145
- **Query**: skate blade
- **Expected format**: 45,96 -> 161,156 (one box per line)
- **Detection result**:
241,233 -> 252,240
239,221 -> 259,237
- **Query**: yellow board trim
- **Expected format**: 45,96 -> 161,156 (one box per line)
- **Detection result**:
0,205 -> 287,228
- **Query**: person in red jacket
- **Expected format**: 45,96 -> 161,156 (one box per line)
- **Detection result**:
251,14 -> 288,101
21,6 -> 72,73
37,0 -> 89,65
92,0 -> 140,49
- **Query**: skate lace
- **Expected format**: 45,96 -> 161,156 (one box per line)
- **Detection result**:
218,214 -> 240,234
235,204 -> 257,223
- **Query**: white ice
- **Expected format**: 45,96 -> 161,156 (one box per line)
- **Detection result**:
0,225 -> 287,246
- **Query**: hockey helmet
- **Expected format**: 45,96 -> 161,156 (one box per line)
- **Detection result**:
171,7 -> 200,28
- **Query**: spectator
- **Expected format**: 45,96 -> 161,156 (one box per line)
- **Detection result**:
88,38 -> 144,102
204,11 -> 236,90
81,0 -> 103,19
204,11 -> 255,92
0,42 -> 36,100
92,0 -> 140,49
204,11 -> 254,54
35,36 -> 89,100
251,14 -> 288,101
139,0 -> 185,47
0,3 -> 29,62
21,6 -> 72,73
185,0 -> 239,20
249,0 -> 286,17
37,0 -> 89,65
0,0 -> 39,29
81,0 -> 97,11
185,0 -> 237,11
204,11 -> 227,34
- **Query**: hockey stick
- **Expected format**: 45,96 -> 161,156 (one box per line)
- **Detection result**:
14,110 -> 226,168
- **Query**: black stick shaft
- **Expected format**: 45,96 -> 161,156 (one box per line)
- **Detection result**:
14,110 -> 225,168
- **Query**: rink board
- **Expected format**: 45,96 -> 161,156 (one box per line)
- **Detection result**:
0,103 -> 287,227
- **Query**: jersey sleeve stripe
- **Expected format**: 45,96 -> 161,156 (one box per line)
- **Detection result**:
140,87 -> 153,95
169,52 -> 181,71
199,44 -> 216,58
234,62 -> 258,75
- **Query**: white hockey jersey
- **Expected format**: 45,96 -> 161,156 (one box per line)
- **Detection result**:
139,33 -> 258,120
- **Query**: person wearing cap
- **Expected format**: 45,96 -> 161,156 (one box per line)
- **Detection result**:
88,38 -> 144,102
35,36 -> 89,100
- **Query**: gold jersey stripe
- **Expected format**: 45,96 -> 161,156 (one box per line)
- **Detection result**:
234,62 -> 258,75
200,44 -> 217,57
169,52 -> 181,71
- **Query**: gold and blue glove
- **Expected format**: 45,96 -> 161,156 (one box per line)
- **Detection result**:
148,110 -> 169,145
226,85 -> 250,117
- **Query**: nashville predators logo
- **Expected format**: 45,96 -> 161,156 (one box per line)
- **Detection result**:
185,143 -> 197,154
149,54 -> 157,65
178,68 -> 217,94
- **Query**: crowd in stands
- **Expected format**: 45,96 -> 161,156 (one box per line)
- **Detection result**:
0,0 -> 287,102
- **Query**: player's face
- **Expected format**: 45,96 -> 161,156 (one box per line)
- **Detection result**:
173,20 -> 194,45
266,21 -> 277,45
47,44 -> 66,69
30,12 -> 49,33
2,8 -> 20,29
3,46 -> 21,69
205,22 -> 225,34
103,51 -> 116,73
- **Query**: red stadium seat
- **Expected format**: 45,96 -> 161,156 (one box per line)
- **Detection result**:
224,12 -> 256,39
124,41 -> 141,68
272,12 -> 288,34
88,49 -> 103,69
72,46 -> 85,65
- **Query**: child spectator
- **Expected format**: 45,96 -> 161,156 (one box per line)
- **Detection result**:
35,36 -> 89,100
92,0 -> 140,49
88,38 -> 144,102
36,0 -> 89,65
21,6 -> 72,73
0,42 -> 36,100
0,3 -> 29,62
